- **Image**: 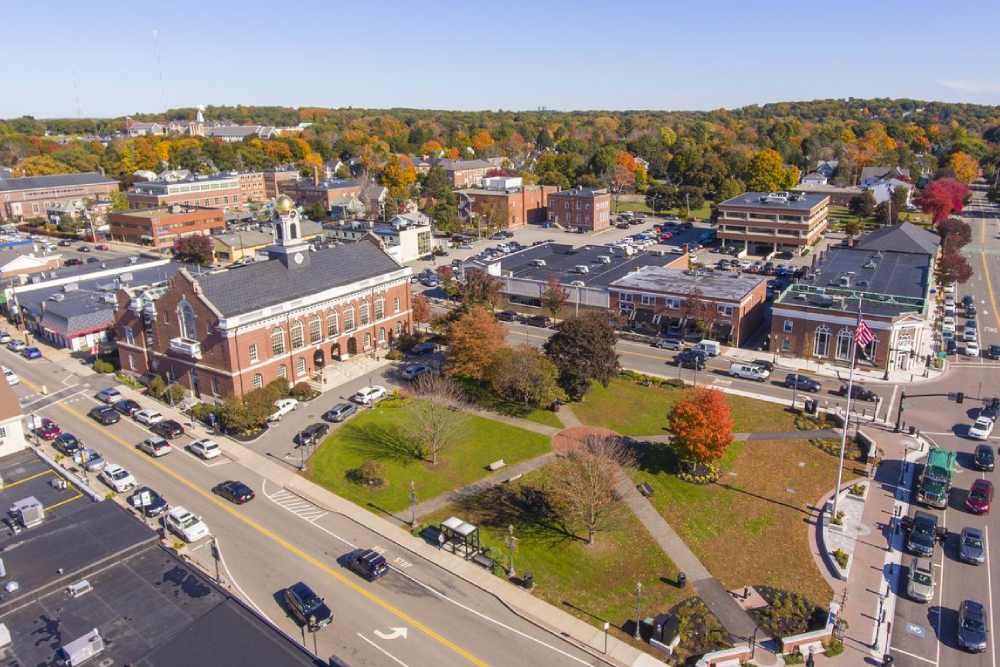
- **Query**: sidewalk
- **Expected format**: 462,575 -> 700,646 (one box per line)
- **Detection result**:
725,347 -> 943,385
635,429 -> 839,444
110,382 -> 665,667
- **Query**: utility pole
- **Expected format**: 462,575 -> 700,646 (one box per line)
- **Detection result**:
633,582 -> 643,639
505,524 -> 518,578
790,371 -> 799,411
408,480 -> 417,528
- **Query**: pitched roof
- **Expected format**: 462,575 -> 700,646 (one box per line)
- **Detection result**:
436,159 -> 492,171
855,222 -> 940,256
860,166 -> 910,184
0,172 -> 118,193
38,292 -> 116,336
212,230 -> 274,249
194,238 -> 402,317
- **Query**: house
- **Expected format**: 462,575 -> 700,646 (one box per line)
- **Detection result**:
799,172 -> 829,186
792,183 -> 861,207
206,125 -> 279,143
546,187 -> 613,232
716,191 -> 830,257
0,173 -> 120,221
769,223 -> 939,374
867,177 -> 913,206
0,380 -> 26,457
859,166 -> 910,188
370,212 -> 433,263
279,177 -> 363,214
124,118 -> 165,137
114,196 -> 413,398
435,159 -> 493,187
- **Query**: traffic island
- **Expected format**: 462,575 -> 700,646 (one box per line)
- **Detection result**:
819,484 -> 868,580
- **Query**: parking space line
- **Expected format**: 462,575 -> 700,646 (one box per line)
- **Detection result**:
986,526 -> 997,667
3,469 -> 53,488
45,492 -> 82,512
356,632 -> 410,667
890,646 -> 938,665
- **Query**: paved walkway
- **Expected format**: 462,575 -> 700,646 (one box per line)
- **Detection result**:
557,404 -> 583,427
636,429 -> 839,444
467,406 -> 562,436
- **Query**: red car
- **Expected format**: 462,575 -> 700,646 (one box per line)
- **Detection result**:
659,232 -> 673,241
36,418 -> 61,440
966,479 -> 994,514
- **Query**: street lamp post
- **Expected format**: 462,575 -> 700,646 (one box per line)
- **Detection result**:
505,524 -> 518,578
633,582 -> 643,639
409,481 -> 417,528
790,371 -> 799,411
603,621 -> 610,654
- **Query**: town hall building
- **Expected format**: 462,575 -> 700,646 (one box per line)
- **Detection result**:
114,196 -> 413,398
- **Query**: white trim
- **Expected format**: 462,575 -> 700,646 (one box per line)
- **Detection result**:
771,307 -> 895,330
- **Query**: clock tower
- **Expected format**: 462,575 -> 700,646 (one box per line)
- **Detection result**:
267,195 -> 311,269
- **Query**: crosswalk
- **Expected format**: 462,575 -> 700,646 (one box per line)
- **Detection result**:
266,488 -> 329,523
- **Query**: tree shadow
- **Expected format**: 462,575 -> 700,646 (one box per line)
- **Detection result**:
339,421 -> 423,463
631,439 -> 680,476
451,484 -> 582,546
712,481 -> 812,515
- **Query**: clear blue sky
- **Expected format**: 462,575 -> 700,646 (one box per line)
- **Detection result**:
5,0 -> 1000,118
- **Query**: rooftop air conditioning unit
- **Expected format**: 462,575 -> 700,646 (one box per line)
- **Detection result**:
62,283 -> 78,292
11,497 -> 44,528
66,580 -> 93,599
49,293 -> 65,302
57,628 -> 104,666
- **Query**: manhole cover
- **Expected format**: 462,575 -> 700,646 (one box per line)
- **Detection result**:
905,623 -> 926,638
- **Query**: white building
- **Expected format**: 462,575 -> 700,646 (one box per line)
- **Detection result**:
0,381 -> 26,457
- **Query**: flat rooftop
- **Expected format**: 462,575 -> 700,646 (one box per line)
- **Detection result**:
480,243 -> 682,288
111,205 -> 220,218
610,265 -> 767,302
719,191 -> 828,211
3,253 -> 167,291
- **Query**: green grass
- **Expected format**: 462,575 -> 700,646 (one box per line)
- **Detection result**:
613,198 -> 713,220
456,379 -> 563,429
419,466 -> 684,629
307,398 -> 551,513
574,377 -> 799,436
630,438 -> 836,605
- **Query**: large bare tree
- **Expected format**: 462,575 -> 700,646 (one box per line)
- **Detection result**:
548,434 -> 634,545
404,373 -> 467,465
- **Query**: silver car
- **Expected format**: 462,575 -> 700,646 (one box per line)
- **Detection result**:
80,448 -> 106,472
907,557 -> 935,602
960,526 -> 986,565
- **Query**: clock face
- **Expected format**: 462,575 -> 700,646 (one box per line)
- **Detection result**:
293,252 -> 304,265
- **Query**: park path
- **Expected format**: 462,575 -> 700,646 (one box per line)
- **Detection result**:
636,428 -> 839,444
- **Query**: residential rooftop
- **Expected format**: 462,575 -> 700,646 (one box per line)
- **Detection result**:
718,191 -> 828,211
610,265 -> 767,302
0,172 -> 119,192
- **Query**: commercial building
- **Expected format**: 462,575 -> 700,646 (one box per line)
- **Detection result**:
206,124 -> 279,142
0,244 -> 62,281
609,266 -> 768,346
326,212 -> 433,263
114,196 -> 412,398
0,379 -> 26,457
279,177 -> 363,212
0,172 -> 120,221
436,159 -> 493,187
456,179 -> 557,230
211,219 -> 324,264
716,191 -> 830,256
463,242 -> 686,314
128,174 -> 244,209
769,223 -> 939,374
0,449 -> 323,667
108,205 -> 226,249
546,187 -> 612,232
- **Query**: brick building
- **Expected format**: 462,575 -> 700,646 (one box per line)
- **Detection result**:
609,266 -> 768,346
436,159 -> 492,188
716,191 -> 830,256
0,173 -> 120,221
108,205 -> 226,249
546,187 -> 612,232
114,196 -> 412,398
279,178 -> 363,211
456,179 -> 557,230
127,174 -> 243,209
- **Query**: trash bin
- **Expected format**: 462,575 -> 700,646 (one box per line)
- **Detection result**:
804,399 -> 818,415
908,425 -> 916,435
677,572 -> 687,588
522,572 -> 534,589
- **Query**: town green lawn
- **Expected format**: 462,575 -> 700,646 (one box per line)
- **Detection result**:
630,439 -> 836,606
419,466 -> 685,630
307,398 -> 551,513
574,377 -> 799,436
457,379 -> 563,429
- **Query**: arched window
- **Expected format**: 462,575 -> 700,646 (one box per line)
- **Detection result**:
835,329 -> 853,361
177,299 -> 197,340
359,302 -> 370,326
327,311 -> 339,337
378,327 -> 386,343
252,373 -> 263,389
289,222 -> 299,240
374,298 -> 384,320
813,325 -> 830,357
394,321 -> 402,337
344,306 -> 355,331
309,317 -> 322,344
295,357 -> 306,376
393,296 -> 400,314
290,320 -> 304,349
364,333 -> 372,349
277,365 -> 288,379
271,328 -> 285,355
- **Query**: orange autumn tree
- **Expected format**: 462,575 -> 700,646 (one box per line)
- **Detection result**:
667,387 -> 734,468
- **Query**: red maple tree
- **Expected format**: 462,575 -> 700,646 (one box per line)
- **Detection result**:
917,178 -> 969,223
667,388 -> 734,465
938,251 -> 973,284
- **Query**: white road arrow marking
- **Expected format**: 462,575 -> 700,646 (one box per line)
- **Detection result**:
374,627 -> 408,640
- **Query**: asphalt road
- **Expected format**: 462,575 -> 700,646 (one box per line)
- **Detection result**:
4,351 -> 605,667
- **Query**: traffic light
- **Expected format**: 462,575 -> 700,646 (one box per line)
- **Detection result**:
956,392 -> 965,404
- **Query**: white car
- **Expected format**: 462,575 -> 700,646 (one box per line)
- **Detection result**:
7,341 -> 26,353
137,437 -> 172,457
3,367 -> 18,386
944,284 -> 956,296
969,417 -> 994,440
188,438 -> 222,460
267,398 -> 299,422
133,409 -> 164,425
0,333 -> 11,344
99,464 -> 137,493
352,385 -> 387,406
965,341 -> 981,357
164,506 -> 210,543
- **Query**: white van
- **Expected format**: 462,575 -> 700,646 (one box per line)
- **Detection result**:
728,361 -> 770,382
694,340 -> 721,357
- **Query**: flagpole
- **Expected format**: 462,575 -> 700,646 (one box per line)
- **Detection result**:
832,300 -> 863,519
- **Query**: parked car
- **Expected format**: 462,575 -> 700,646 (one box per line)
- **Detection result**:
3,367 -> 18,386
113,398 -> 141,416
352,385 -> 387,406
77,245 -> 90,253
64,258 -> 82,266
693,339 -> 721,356
974,444 -> 996,471
496,311 -> 518,322
960,526 -> 986,565
987,344 -> 1000,360
96,387 -> 121,404
410,342 -> 436,355
323,402 -> 357,423
837,384 -> 878,402
283,582 -> 332,630
213,480 -> 255,505
133,409 -> 164,425
905,511 -> 938,557
906,557 -> 935,602
968,417 -> 994,441
728,361 -> 769,382
346,549 -> 389,581
400,363 -> 433,381
653,337 -> 684,351
947,339 -> 959,356
0,332 -> 10,344
268,398 -> 300,422
35,418 -> 61,440
21,347 -> 41,360
99,464 -> 137,493
295,423 -> 329,447
94,244 -> 109,251
188,438 -> 222,460
784,374 -> 821,392
88,405 -> 120,425
165,506 -> 210,542
53,433 -> 83,456
957,600 -> 988,653
525,315 -> 551,328
966,479 -> 993,514
137,437 -> 172,457
127,486 -> 168,517
150,419 -> 184,439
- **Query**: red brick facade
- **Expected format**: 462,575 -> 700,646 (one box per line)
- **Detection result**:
457,186 -> 558,229
108,206 -> 225,249
546,188 -> 612,232
0,176 -> 119,221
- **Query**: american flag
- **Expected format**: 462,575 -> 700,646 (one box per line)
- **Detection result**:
854,316 -> 876,347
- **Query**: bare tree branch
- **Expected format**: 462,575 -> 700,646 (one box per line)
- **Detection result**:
404,373 -> 467,465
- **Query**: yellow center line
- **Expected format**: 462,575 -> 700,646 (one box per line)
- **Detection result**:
21,376 -> 488,667
980,221 -> 1000,331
